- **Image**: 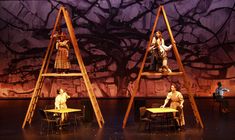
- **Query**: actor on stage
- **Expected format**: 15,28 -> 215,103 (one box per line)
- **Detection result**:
161,84 -> 185,129
55,88 -> 70,122
53,31 -> 71,73
214,82 -> 230,113
149,31 -> 173,73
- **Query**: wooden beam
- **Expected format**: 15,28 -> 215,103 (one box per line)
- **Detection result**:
141,72 -> 183,76
42,73 -> 83,77
122,6 -> 162,128
22,7 -> 63,128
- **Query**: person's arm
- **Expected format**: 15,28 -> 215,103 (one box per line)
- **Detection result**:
178,92 -> 184,108
50,32 -> 59,39
55,96 -> 60,109
161,92 -> 171,108
65,92 -> 70,99
161,38 -> 165,46
56,42 -> 59,50
222,88 -> 230,92
162,39 -> 174,52
149,37 -> 157,51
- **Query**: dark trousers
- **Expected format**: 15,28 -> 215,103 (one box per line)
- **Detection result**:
150,51 -> 162,71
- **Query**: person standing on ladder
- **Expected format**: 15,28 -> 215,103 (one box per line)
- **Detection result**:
148,31 -> 173,73
52,30 -> 71,73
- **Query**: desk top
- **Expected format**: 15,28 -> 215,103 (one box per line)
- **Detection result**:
44,108 -> 81,113
146,108 -> 178,113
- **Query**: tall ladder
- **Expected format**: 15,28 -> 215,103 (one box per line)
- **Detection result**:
22,6 -> 104,128
122,6 -> 204,128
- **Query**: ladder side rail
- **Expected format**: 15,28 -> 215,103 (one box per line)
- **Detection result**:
161,6 -> 204,128
28,39 -> 57,124
22,8 -> 63,128
62,8 -> 104,128
122,6 -> 162,128
183,77 -> 204,128
22,42 -> 53,128
161,6 -> 185,73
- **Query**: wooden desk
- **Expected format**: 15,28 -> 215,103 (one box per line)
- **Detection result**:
44,108 -> 81,113
44,108 -> 82,128
146,108 -> 178,113
146,108 -> 178,130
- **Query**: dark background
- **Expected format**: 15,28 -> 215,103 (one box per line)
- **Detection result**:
0,0 -> 235,98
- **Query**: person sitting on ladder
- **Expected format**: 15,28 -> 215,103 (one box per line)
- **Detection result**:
148,31 -> 173,73
52,30 -> 71,73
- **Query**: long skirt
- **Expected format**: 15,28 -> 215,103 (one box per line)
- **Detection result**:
170,102 -> 185,126
54,48 -> 71,70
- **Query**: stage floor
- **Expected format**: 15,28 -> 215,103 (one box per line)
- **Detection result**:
0,98 -> 235,140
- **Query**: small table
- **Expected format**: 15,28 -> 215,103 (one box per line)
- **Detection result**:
44,108 -> 81,113
146,107 -> 178,129
44,108 -> 82,128
146,107 -> 178,113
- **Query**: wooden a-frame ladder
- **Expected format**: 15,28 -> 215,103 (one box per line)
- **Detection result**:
22,6 -> 104,128
122,6 -> 204,128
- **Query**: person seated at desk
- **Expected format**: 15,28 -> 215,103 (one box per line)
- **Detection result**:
55,88 -> 70,122
160,84 -> 185,130
214,82 -> 230,113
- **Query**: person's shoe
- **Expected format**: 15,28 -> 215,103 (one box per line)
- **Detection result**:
177,125 -> 185,131
224,108 -> 230,113
221,108 -> 226,113
180,125 -> 185,131
167,68 -> 172,73
148,66 -> 155,72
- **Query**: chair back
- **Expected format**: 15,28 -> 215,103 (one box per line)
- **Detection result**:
44,105 -> 55,109
39,109 -> 47,119
139,107 -> 147,118
151,103 -> 161,108
212,92 -> 216,99
213,92 -> 223,102
82,105 -> 85,116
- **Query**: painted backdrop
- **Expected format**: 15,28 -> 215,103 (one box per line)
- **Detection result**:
0,0 -> 235,98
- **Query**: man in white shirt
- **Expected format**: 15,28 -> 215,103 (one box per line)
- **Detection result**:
149,31 -> 173,73
55,88 -> 70,122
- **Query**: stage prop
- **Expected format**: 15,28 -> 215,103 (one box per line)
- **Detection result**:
22,6 -> 104,128
122,6 -> 204,128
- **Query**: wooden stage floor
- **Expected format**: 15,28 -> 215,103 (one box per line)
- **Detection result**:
0,98 -> 235,140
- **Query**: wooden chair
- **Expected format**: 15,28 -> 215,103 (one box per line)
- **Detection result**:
39,109 -> 58,135
138,106 -> 152,131
68,105 -> 86,129
212,93 -> 230,113
150,103 -> 178,130
212,92 -> 222,112
150,102 -> 164,121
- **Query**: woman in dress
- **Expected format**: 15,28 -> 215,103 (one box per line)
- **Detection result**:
161,84 -> 185,129
54,31 -> 71,73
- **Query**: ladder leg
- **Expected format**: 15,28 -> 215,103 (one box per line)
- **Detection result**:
62,7 -> 104,128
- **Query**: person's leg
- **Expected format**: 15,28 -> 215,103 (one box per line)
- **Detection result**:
150,52 -> 157,71
162,57 -> 171,73
223,99 -> 230,113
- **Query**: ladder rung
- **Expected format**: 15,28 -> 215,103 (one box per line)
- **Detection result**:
141,72 -> 183,76
42,73 -> 83,77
